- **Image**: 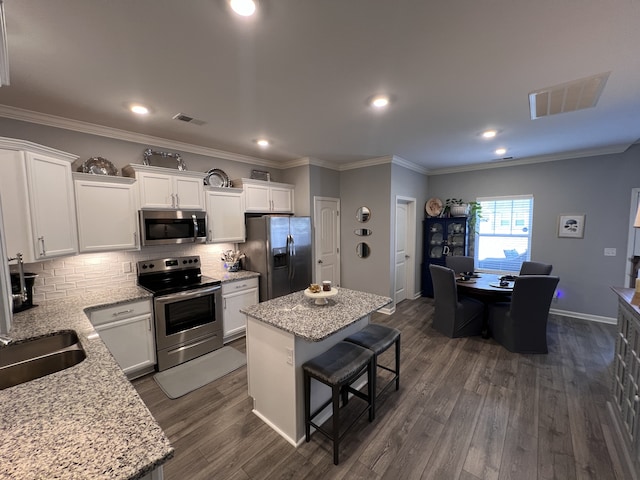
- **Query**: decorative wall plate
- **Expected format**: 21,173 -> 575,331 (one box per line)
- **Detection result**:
80,157 -> 118,175
204,168 -> 230,187
425,197 -> 443,217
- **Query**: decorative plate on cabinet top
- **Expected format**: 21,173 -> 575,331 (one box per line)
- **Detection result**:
425,197 -> 443,217
79,157 -> 118,176
204,168 -> 230,187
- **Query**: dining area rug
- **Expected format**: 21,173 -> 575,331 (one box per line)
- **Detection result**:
153,347 -> 246,399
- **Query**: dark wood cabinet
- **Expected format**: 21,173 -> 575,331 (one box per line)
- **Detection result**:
421,217 -> 468,297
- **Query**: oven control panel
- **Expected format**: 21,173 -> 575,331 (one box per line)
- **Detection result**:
137,255 -> 200,274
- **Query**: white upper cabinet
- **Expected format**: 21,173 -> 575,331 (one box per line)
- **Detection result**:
233,178 -> 294,213
0,138 -> 78,263
205,187 -> 245,243
73,173 -> 138,252
123,164 -> 204,210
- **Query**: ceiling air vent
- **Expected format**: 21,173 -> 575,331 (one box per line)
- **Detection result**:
528,72 -> 610,120
172,113 -> 206,126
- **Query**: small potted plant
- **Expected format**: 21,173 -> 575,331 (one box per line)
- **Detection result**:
445,198 -> 469,217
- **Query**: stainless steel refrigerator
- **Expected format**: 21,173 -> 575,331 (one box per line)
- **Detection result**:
244,215 -> 312,301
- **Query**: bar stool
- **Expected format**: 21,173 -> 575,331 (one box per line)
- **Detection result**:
303,341 -> 375,465
344,323 -> 401,417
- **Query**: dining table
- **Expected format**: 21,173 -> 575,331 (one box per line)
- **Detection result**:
455,272 -> 514,337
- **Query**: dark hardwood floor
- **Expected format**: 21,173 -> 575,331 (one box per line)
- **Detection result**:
132,297 -> 624,479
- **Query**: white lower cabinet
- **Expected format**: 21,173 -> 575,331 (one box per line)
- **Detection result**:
90,299 -> 156,379
222,277 -> 259,342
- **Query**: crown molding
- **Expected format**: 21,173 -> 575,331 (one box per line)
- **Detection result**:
428,143 -> 632,176
0,135 -> 77,160
339,155 -> 394,171
0,104 -> 281,168
390,155 -> 429,175
282,156 -> 341,170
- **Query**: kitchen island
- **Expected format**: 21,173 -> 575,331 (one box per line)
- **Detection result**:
0,287 -> 173,480
241,287 -> 391,446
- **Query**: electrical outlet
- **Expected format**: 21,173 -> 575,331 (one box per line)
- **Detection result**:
286,348 -> 293,365
123,261 -> 132,273
604,248 -> 616,256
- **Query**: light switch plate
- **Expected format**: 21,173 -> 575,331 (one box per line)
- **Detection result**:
604,248 -> 616,256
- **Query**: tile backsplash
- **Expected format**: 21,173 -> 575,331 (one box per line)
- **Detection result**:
11,243 -> 238,303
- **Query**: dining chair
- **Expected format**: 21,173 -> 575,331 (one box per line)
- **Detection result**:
429,264 -> 485,338
445,255 -> 475,274
519,261 -> 553,275
487,275 -> 560,353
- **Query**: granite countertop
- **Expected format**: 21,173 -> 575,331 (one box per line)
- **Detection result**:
612,286 -> 640,315
0,287 -> 174,480
205,267 -> 260,284
240,287 -> 391,342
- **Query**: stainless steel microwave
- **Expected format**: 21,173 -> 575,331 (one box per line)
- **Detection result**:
139,210 -> 207,246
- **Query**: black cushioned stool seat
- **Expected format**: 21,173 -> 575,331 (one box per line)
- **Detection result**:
344,323 -> 400,417
303,341 -> 375,465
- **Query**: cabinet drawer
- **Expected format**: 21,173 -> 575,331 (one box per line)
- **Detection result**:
90,299 -> 152,326
221,277 -> 259,295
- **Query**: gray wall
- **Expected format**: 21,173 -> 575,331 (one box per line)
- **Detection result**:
280,165 -> 310,216
427,145 -> 640,319
339,164 -> 392,298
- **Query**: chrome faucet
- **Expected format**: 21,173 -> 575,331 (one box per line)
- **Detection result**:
7,252 -> 27,306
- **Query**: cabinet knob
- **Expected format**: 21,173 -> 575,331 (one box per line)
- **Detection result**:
635,395 -> 640,403
318,260 -> 323,264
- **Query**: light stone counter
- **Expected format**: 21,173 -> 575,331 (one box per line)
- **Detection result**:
204,266 -> 260,285
0,287 -> 173,480
240,287 -> 391,341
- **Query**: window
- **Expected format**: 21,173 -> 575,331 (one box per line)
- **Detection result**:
475,195 -> 533,273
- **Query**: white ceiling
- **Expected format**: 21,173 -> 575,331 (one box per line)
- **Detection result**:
1,0 -> 639,172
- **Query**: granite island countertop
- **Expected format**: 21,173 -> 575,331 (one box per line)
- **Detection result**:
0,287 -> 173,480
240,287 -> 391,341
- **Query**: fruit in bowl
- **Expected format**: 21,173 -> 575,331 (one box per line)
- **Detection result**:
308,284 -> 321,293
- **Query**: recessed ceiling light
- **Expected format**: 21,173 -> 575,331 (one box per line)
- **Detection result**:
482,130 -> 497,139
230,0 -> 257,16
255,138 -> 270,147
370,95 -> 390,108
495,148 -> 507,156
130,104 -> 150,115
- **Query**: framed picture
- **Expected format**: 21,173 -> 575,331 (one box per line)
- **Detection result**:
558,214 -> 585,238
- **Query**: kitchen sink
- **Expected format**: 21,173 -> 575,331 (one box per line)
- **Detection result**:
0,330 -> 86,390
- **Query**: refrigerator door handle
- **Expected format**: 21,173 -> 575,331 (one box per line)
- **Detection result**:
287,234 -> 295,281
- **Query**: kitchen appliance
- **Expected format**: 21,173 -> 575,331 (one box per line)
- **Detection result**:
10,271 -> 37,312
139,210 -> 207,246
244,215 -> 312,301
137,255 -> 222,371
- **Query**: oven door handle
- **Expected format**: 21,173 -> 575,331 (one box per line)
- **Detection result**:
155,284 -> 220,303
192,214 -> 199,243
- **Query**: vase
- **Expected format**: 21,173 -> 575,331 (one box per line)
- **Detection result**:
450,204 -> 469,217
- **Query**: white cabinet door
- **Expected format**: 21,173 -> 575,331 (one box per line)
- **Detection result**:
74,175 -> 138,252
137,171 -> 174,209
25,152 -> 78,260
206,188 -> 245,243
270,186 -> 293,213
94,313 -> 156,378
222,278 -> 259,342
174,176 -> 204,210
135,169 -> 204,210
243,183 -> 271,212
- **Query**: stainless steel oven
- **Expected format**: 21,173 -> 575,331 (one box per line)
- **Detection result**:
137,256 -> 223,371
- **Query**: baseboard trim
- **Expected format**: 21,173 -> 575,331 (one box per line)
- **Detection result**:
549,308 -> 616,325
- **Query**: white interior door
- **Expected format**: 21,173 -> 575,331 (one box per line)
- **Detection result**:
395,203 -> 408,303
314,197 -> 340,286
395,197 -> 416,304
